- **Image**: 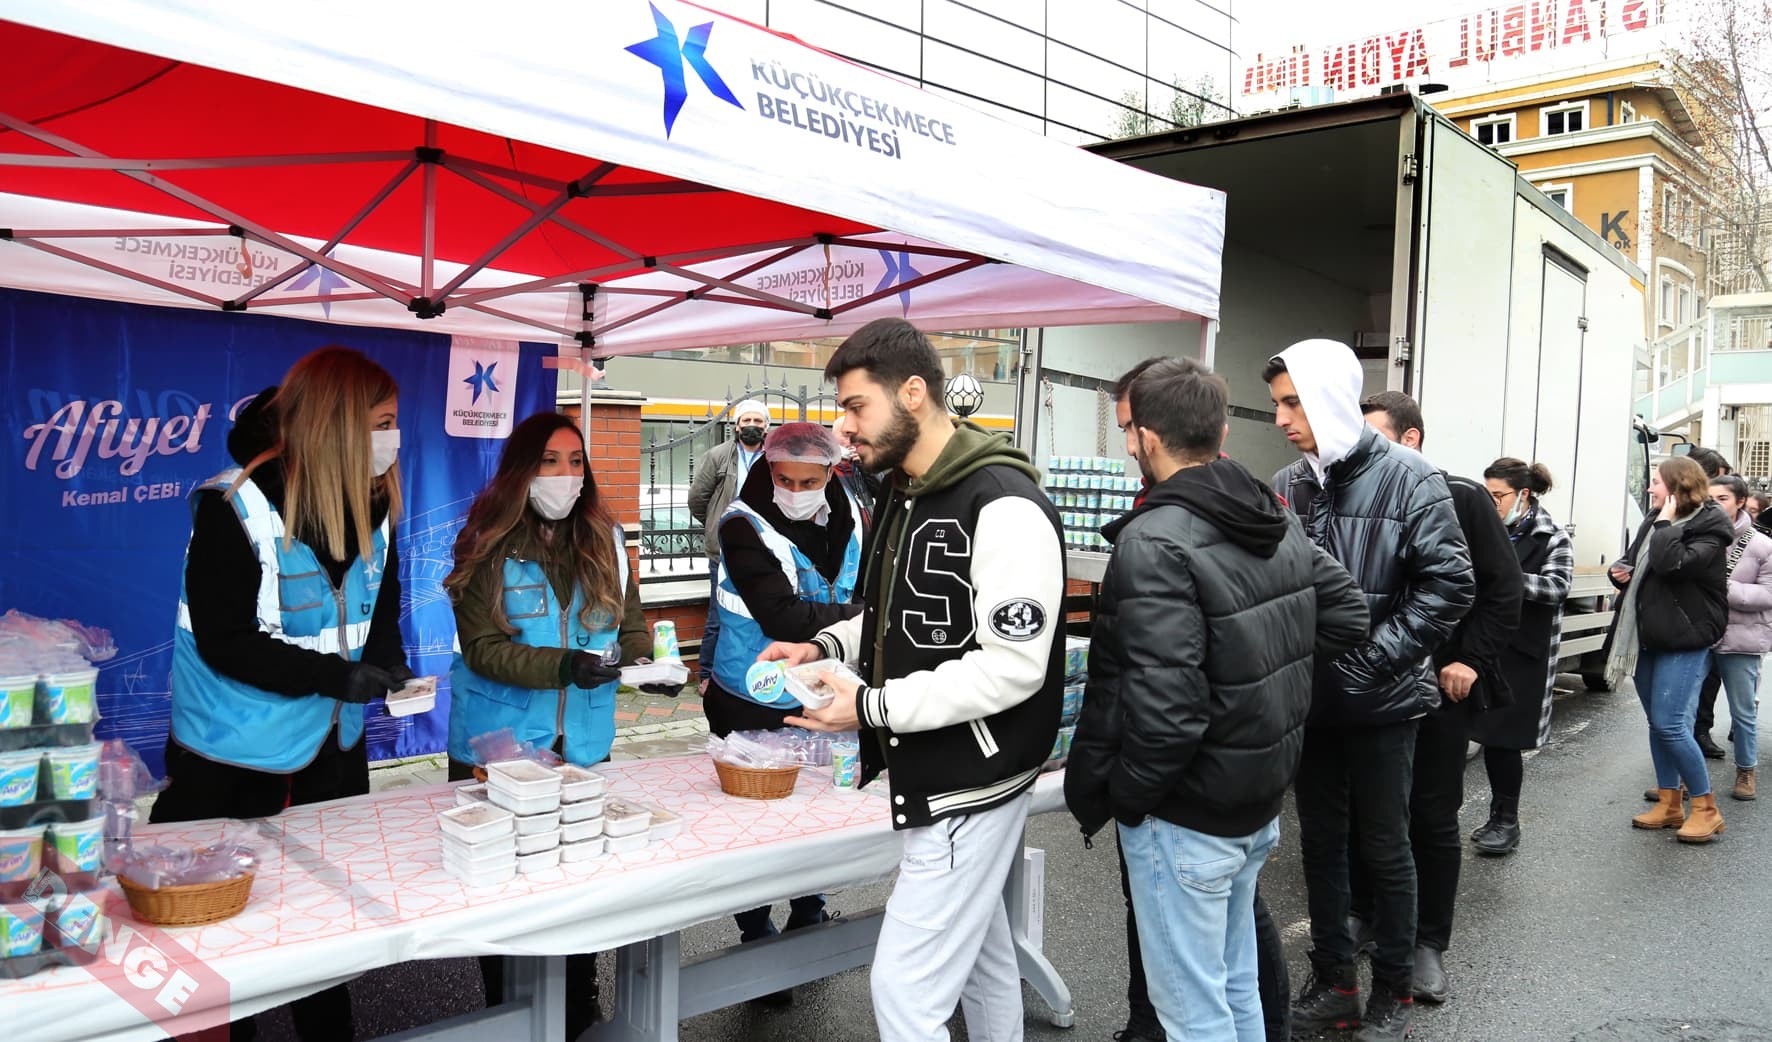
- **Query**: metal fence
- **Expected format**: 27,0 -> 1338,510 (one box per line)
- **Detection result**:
638,371 -> 838,578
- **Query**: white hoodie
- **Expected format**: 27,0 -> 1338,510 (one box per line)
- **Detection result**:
1273,339 -> 1369,483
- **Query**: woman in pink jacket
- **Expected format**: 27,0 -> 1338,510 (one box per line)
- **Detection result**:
1708,474 -> 1772,801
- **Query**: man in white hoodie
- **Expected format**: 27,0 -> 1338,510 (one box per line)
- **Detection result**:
1265,340 -> 1474,1042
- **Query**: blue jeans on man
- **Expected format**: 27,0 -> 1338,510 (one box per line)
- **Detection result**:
1713,651 -> 1761,769
1120,815 -> 1281,1042
1635,647 -> 1715,794
700,558 -> 722,682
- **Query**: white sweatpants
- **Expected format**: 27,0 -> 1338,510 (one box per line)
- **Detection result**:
871,790 -> 1031,1042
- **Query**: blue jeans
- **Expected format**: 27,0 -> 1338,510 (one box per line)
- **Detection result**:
700,559 -> 722,681
1635,648 -> 1714,795
1713,652 -> 1761,769
1121,816 -> 1280,1042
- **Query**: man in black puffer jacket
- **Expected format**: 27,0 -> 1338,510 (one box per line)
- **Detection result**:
1067,358 -> 1369,1042
1266,340 -> 1475,1042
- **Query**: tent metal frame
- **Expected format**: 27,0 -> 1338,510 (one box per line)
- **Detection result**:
0,113 -> 994,348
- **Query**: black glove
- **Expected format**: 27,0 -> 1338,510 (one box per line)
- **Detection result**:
386,662 -> 417,686
340,662 -> 400,704
570,652 -> 623,690
638,682 -> 682,697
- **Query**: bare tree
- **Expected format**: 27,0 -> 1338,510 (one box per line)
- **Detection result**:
1111,76 -> 1226,139
1675,0 -> 1772,293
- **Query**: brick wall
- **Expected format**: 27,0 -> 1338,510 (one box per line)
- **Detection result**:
563,390 -> 645,581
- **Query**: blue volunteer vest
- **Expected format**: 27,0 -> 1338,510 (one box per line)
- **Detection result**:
712,498 -> 862,706
448,527 -> 628,767
169,469 -> 386,774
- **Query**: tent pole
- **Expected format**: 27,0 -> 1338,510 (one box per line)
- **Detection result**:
1014,328 -> 1044,463
6,236 -> 226,308
421,120 -> 437,301
1199,319 -> 1218,368
0,150 -> 412,171
233,159 -> 422,307
826,258 -> 988,315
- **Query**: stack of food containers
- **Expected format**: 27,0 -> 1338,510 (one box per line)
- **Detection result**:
555,765 -> 608,863
602,799 -> 653,855
437,803 -> 516,887
483,760 -> 564,875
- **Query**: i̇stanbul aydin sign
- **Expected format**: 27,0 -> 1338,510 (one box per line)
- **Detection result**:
1241,0 -> 1671,98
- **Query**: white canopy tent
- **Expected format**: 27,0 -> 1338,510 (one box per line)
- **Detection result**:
0,0 -> 1225,354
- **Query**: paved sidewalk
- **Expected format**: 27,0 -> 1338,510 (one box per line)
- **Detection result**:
368,682 -> 710,792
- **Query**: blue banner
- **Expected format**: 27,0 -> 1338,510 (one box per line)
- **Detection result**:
0,288 -> 556,776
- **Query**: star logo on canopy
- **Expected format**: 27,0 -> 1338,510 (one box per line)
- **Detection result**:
876,251 -> 923,316
287,253 -> 351,317
626,3 -> 744,137
463,360 -> 500,404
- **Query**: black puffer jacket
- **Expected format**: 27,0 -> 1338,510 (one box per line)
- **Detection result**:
1273,428 -> 1475,727
1612,503 -> 1732,651
1065,459 -> 1369,839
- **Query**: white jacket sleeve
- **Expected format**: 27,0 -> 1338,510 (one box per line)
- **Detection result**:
812,612 -> 866,666
861,496 -> 1064,734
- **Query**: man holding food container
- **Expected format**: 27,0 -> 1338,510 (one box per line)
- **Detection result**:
764,318 -> 1065,1042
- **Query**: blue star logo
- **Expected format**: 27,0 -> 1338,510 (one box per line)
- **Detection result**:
463,360 -> 500,404
288,253 -> 351,317
626,3 -> 743,137
876,251 -> 923,316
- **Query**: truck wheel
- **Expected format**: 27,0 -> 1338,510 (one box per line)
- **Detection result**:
1581,672 -> 1612,692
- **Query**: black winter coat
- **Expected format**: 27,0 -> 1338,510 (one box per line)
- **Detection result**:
1273,428 -> 1476,727
1065,459 -> 1369,839
1432,475 -> 1524,714
1612,503 -> 1733,651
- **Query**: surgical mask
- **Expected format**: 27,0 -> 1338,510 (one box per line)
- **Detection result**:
773,485 -> 827,522
370,429 -> 400,477
1503,494 -> 1528,527
737,425 -> 766,446
529,475 -> 584,521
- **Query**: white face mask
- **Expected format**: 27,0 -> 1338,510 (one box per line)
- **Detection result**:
529,475 -> 584,521
773,485 -> 827,522
1503,494 -> 1529,527
370,429 -> 400,477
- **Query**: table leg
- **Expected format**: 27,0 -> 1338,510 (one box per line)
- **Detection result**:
1006,829 -> 1075,1028
589,932 -> 681,1042
507,955 -> 568,1042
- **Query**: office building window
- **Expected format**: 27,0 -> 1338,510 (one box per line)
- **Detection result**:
1473,114 -> 1514,146
1619,100 -> 1637,123
1660,277 -> 1675,329
1542,101 -> 1587,136
1540,184 -> 1572,211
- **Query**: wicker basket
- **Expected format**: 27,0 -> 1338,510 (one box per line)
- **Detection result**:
117,872 -> 254,928
713,759 -> 801,800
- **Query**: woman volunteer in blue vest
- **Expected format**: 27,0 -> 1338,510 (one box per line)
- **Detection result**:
441,411 -> 651,1035
706,421 -> 864,981
153,346 -> 413,1041
443,412 -> 651,776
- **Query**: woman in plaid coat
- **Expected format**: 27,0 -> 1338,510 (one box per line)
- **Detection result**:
1470,458 -> 1574,856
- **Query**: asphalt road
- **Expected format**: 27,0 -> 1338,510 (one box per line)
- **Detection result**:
254,677 -> 1772,1041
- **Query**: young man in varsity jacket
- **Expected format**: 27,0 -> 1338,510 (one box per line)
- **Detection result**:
770,317 -> 1066,1042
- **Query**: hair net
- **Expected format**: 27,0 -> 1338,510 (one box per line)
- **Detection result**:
764,421 -> 843,466
732,399 -> 770,424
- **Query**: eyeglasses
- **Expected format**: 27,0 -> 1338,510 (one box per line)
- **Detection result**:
1489,490 -> 1519,506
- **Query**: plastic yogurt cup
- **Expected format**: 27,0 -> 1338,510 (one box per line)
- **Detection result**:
41,668 -> 98,725
0,825 -> 45,884
0,676 -> 34,729
48,817 -> 104,874
55,892 -> 104,948
0,902 -> 44,957
0,749 -> 42,806
47,743 -> 101,800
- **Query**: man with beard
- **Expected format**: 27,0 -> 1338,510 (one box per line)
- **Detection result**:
765,317 -> 1065,1042
1107,357 -> 1295,1042
689,398 -> 770,691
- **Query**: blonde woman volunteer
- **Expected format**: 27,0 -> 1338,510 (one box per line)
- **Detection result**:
154,346 -> 414,1040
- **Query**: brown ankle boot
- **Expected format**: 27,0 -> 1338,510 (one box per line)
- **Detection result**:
1732,768 -> 1757,801
1677,793 -> 1726,842
1643,782 -> 1689,802
1633,788 -> 1686,829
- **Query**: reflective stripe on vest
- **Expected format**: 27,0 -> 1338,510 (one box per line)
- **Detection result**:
711,497 -> 862,703
448,525 -> 628,767
169,468 -> 386,773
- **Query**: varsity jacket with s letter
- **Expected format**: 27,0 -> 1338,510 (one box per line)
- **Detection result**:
812,423 -> 1065,830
